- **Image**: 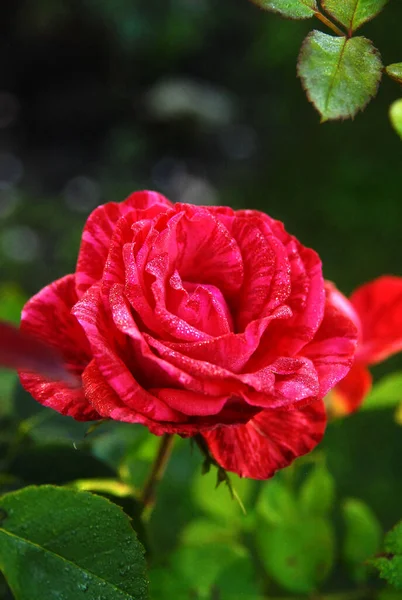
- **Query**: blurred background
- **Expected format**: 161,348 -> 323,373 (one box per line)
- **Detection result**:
1,1 -> 402,598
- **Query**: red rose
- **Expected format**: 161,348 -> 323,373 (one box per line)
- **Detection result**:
19,191 -> 357,479
328,277 -> 402,415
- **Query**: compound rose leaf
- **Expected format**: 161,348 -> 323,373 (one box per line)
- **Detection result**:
251,0 -> 317,19
390,99 -> 402,140
298,32 -> 383,121
322,0 -> 388,33
371,521 -> 402,590
0,485 -> 148,600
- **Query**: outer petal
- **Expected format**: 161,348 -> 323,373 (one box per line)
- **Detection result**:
203,400 -> 326,479
350,275 -> 402,365
18,275 -> 99,420
328,362 -> 372,416
75,190 -> 171,297
302,282 -> 358,398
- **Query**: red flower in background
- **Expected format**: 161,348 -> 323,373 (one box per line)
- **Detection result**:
328,277 -> 402,415
0,320 -> 76,385
18,191 -> 357,479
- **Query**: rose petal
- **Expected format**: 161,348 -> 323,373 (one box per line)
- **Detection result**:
76,190 -> 171,297
203,400 -> 326,479
350,275 -> 402,365
302,283 -> 358,398
328,361 -> 372,416
72,283 -> 186,423
231,214 -> 291,331
18,275 -> 98,420
82,359 -> 215,434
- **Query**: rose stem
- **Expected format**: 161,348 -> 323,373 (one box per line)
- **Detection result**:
139,433 -> 175,514
314,10 -> 346,37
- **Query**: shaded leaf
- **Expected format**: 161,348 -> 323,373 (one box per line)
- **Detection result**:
251,0 -> 317,19
322,0 -> 388,33
256,517 -> 335,593
297,31 -> 382,121
362,373 -> 402,411
390,99 -> 402,141
386,63 -> 402,84
343,498 -> 382,582
256,479 -> 298,525
0,485 -> 148,600
300,463 -> 335,516
7,444 -> 115,485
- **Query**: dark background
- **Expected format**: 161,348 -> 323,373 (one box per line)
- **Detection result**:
1,0 -> 402,298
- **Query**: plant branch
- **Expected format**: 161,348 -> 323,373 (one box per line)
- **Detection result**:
139,433 -> 175,514
314,10 -> 346,37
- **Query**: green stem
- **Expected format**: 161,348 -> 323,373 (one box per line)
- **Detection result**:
314,10 -> 346,37
139,434 -> 175,514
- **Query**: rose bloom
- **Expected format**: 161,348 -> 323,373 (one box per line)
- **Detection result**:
19,191 -> 358,479
327,277 -> 402,416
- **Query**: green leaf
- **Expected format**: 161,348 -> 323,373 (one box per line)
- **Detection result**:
386,63 -> 402,84
297,31 -> 382,121
343,498 -> 382,582
0,284 -> 27,325
192,467 -> 254,525
390,100 -> 402,141
256,517 -> 335,593
251,0 -> 317,20
362,373 -> 402,411
256,479 -> 298,525
321,0 -> 388,33
372,521 -> 402,590
300,463 -> 335,516
0,485 -> 148,600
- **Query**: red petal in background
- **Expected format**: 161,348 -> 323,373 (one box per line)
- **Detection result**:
351,275 -> 402,365
328,361 -> 372,416
203,400 -> 326,479
0,320 -> 75,384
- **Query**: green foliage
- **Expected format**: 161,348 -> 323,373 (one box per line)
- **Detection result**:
321,0 -> 389,33
300,462 -> 335,516
252,0 -> 317,19
0,485 -> 148,599
372,521 -> 402,590
248,0 -> 402,134
298,32 -> 382,121
386,64 -> 402,84
362,372 -> 402,411
390,100 -> 402,141
257,516 -> 335,593
342,498 -> 382,582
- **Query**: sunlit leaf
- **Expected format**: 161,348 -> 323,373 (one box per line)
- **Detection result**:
321,0 -> 388,33
297,31 -> 382,121
0,485 -> 148,600
343,498 -> 382,582
362,373 -> 402,411
372,521 -> 402,590
251,0 -> 317,19
300,463 -> 335,516
390,100 -> 402,141
256,517 -> 335,593
386,63 -> 402,84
